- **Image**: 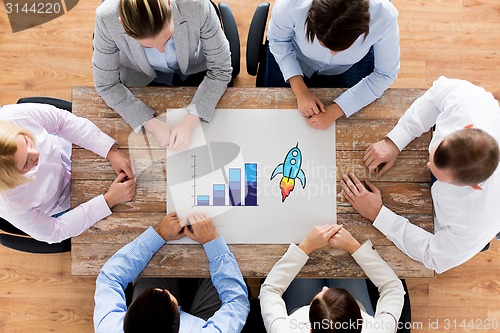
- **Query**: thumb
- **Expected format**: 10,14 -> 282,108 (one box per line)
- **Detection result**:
365,179 -> 380,194
183,226 -> 195,240
327,224 -> 343,237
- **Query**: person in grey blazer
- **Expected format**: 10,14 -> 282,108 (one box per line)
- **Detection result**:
93,0 -> 232,151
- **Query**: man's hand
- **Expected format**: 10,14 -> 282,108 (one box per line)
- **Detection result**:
307,103 -> 344,130
340,173 -> 383,222
183,213 -> 218,244
289,76 -> 326,117
103,172 -> 136,208
107,146 -> 134,179
363,138 -> 400,177
169,113 -> 200,152
155,212 -> 185,241
144,118 -> 174,147
298,224 -> 343,255
328,228 -> 361,254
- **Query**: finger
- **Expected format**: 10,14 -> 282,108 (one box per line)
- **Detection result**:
183,226 -> 195,239
378,162 -> 392,177
202,213 -> 211,222
187,214 -> 197,227
114,172 -> 127,183
364,145 -> 372,157
317,100 -> 326,113
350,174 -> 366,192
123,164 -> 134,178
169,130 -> 178,148
174,229 -> 186,240
365,179 -> 381,194
343,174 -> 358,195
307,116 -> 315,125
340,180 -> 352,196
325,225 -> 341,238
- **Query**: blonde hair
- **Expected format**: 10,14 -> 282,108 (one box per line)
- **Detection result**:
0,120 -> 36,191
119,0 -> 172,39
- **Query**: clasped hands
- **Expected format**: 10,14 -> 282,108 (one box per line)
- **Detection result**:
155,212 -> 218,245
298,224 -> 361,255
144,113 -> 200,152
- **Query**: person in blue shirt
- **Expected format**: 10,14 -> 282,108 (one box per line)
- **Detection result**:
93,212 -> 250,333
266,0 -> 400,130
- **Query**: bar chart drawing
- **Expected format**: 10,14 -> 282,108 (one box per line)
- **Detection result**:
191,155 -> 258,207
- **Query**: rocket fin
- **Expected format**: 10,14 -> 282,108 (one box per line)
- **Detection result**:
297,169 -> 306,188
270,164 -> 284,180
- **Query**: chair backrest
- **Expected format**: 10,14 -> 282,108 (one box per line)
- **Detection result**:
210,1 -> 241,80
246,2 -> 270,85
0,97 -> 72,254
17,96 -> 72,112
218,3 -> 241,78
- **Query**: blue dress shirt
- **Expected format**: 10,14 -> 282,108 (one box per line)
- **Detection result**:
94,227 -> 250,333
267,0 -> 400,117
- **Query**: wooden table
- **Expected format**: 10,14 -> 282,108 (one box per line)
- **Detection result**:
71,87 -> 434,278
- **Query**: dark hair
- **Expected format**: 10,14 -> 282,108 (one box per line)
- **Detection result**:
309,288 -> 362,333
433,128 -> 500,185
305,0 -> 370,52
119,0 -> 172,39
124,288 -> 180,333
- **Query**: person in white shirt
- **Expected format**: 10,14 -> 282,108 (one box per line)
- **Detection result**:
266,0 -> 400,130
259,224 -> 405,333
0,103 -> 136,243
340,77 -> 500,273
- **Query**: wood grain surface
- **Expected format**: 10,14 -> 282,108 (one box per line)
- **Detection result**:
71,87 -> 434,278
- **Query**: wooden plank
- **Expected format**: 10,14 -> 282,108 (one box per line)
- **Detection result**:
72,180 -> 431,215
71,242 -> 433,278
72,86 -> 426,121
336,150 -> 431,182
72,149 -> 431,182
72,115 -> 432,152
72,213 -> 433,246
336,121 -> 432,151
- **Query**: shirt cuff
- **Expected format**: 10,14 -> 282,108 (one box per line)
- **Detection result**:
91,194 -> 113,221
186,104 -> 205,122
203,236 -> 230,260
334,91 -> 358,118
387,125 -> 414,151
135,115 -> 155,133
143,227 -> 167,252
373,205 -> 400,236
289,243 -> 310,261
95,135 -> 116,159
351,239 -> 374,259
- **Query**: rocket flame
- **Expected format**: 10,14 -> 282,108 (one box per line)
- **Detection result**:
280,177 -> 295,202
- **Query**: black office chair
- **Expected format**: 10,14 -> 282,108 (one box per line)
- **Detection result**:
366,278 -> 412,333
246,2 -> 270,87
210,2 -> 240,80
0,97 -> 72,254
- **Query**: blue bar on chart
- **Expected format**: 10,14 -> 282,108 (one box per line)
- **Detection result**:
245,163 -> 258,206
197,195 -> 210,206
213,184 -> 225,206
228,168 -> 241,206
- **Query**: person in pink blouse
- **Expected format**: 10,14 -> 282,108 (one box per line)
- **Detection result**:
0,102 -> 136,243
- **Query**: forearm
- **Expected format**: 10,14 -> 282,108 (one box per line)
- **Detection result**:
351,240 -> 404,321
260,244 -> 309,332
94,227 -> 166,331
203,237 -> 250,331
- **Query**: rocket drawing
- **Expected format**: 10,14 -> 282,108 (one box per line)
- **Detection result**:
270,143 -> 306,202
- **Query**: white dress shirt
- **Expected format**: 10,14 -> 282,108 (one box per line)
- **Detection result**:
375,76 -> 500,273
267,0 -> 400,117
259,241 -> 405,333
0,103 -> 115,243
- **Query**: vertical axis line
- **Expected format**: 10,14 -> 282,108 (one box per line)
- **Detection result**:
191,154 -> 197,207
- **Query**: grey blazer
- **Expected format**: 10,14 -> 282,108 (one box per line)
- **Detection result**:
93,0 -> 232,130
